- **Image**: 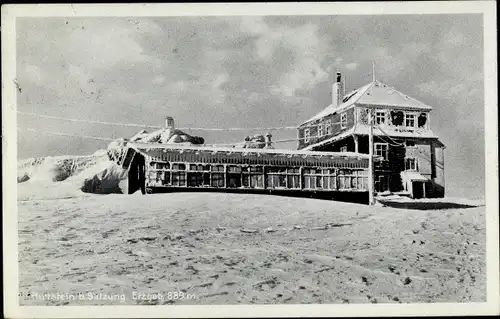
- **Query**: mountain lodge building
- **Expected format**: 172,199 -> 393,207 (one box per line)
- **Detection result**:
296,72 -> 445,199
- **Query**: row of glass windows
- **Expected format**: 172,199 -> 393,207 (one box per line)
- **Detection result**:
147,168 -> 367,190
148,163 -> 367,176
375,110 -> 428,128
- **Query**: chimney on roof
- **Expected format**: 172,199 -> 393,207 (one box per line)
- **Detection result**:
265,132 -> 273,148
332,72 -> 344,109
165,116 -> 175,130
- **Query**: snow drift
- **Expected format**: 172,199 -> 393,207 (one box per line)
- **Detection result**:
233,134 -> 274,149
80,162 -> 129,194
17,127 -> 207,196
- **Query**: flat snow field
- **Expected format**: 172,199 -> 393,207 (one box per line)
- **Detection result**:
18,190 -> 485,305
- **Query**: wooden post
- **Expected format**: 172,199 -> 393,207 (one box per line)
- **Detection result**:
368,109 -> 375,205
354,134 -> 359,153
223,164 -> 227,188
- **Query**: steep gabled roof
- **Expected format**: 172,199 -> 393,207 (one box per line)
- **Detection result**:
299,80 -> 432,127
357,81 -> 432,110
299,82 -> 373,126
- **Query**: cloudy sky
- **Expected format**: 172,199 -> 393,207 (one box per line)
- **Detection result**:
16,14 -> 484,198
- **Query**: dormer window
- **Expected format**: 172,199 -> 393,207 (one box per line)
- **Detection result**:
405,112 -> 416,127
375,110 -> 386,125
340,113 -> 347,129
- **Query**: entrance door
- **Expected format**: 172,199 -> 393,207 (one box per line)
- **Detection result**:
412,181 -> 424,199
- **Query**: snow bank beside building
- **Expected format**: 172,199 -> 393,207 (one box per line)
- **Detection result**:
17,127 -> 208,196
17,155 -> 102,184
80,162 -> 129,194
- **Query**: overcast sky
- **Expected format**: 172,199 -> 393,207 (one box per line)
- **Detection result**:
16,14 -> 484,198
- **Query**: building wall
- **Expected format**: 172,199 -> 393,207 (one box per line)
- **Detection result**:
406,141 -> 432,176
297,107 -> 355,149
313,136 -> 445,197
431,143 -> 445,197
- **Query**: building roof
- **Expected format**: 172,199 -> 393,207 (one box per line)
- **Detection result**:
128,142 -> 371,159
301,124 -> 444,151
300,82 -> 373,126
357,81 -> 433,110
301,127 -> 357,151
300,80 -> 433,126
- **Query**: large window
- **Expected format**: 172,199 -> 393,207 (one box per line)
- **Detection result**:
405,112 -> 416,127
338,169 -> 368,190
227,165 -> 242,188
341,113 -> 347,129
303,168 -> 337,190
211,165 -> 225,187
267,167 -> 287,188
187,164 -> 211,187
171,163 -> 186,186
375,143 -> 388,160
375,110 -> 386,124
304,128 -> 311,143
249,166 -> 264,188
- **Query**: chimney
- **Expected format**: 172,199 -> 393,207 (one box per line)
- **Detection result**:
165,116 -> 175,130
332,72 -> 344,109
265,132 -> 273,148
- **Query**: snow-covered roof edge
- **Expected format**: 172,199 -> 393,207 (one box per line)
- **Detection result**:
298,80 -> 434,127
128,142 -> 371,159
299,82 -> 374,127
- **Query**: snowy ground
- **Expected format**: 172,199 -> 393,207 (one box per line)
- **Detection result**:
18,183 -> 486,305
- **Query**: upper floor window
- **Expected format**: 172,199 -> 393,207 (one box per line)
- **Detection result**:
374,143 -> 388,160
340,146 -> 348,152
390,111 -> 404,126
318,123 -> 324,137
325,119 -> 332,135
375,110 -> 386,125
304,128 -> 311,143
341,113 -> 347,129
405,158 -> 417,171
405,112 -> 416,127
418,112 -> 428,128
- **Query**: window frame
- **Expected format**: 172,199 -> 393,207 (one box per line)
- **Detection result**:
340,112 -> 347,129
404,112 -> 416,128
405,158 -> 418,171
318,123 -> 324,137
374,142 -> 389,160
325,119 -> 332,136
375,110 -> 386,125
304,128 -> 311,143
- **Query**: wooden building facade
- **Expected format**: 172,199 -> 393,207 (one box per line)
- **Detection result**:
117,142 -> 372,203
297,72 -> 445,199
